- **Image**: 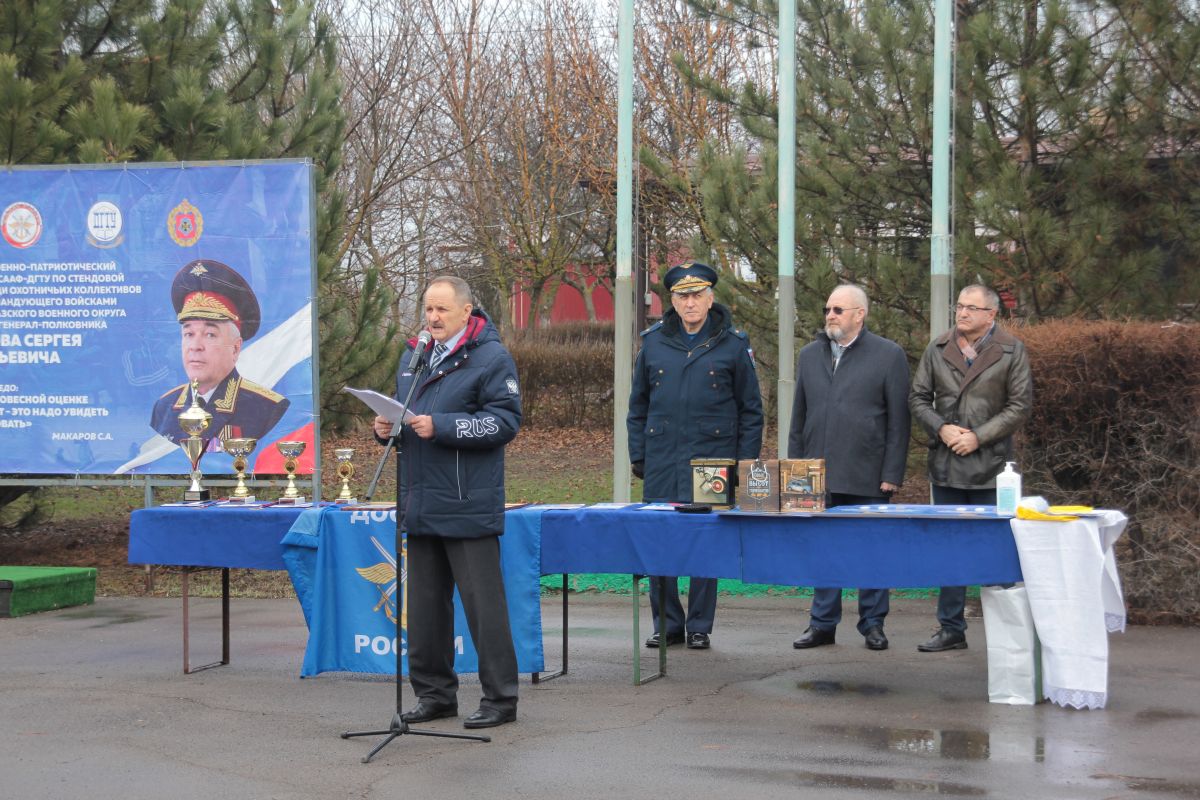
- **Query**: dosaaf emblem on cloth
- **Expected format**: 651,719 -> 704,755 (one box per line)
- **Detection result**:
355,535 -> 406,625
168,199 -> 203,247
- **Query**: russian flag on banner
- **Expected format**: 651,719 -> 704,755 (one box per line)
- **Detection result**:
254,421 -> 316,474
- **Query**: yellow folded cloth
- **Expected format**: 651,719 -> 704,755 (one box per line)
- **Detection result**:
1016,504 -> 1093,522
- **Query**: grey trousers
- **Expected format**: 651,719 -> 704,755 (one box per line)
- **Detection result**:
406,534 -> 518,712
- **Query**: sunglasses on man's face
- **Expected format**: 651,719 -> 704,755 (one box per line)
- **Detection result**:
822,305 -> 861,316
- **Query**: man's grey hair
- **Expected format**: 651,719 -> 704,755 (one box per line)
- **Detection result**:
833,284 -> 869,315
426,275 -> 474,306
959,284 -> 1000,311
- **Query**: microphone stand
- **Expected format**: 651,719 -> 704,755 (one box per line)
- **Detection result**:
342,357 -> 490,761
365,338 -> 429,502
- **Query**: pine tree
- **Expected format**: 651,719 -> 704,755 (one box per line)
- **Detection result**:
662,0 -> 1199,353
0,0 -> 395,430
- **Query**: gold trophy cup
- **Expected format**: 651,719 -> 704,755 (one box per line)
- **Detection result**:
334,448 -> 357,504
178,380 -> 213,501
275,440 -> 307,503
222,437 -> 258,502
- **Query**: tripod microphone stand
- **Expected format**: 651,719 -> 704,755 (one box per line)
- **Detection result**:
342,350 -> 490,762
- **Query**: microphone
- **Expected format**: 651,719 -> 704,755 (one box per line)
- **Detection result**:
407,330 -> 433,372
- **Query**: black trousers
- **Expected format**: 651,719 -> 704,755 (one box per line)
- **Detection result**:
649,576 -> 718,635
808,492 -> 891,634
930,484 -> 998,633
406,534 -> 518,712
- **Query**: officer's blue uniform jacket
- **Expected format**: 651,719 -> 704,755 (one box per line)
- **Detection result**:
150,368 -> 289,445
388,310 -> 521,539
627,303 -> 764,502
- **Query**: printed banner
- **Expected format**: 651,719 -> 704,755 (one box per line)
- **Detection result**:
281,507 -> 544,677
0,161 -> 315,475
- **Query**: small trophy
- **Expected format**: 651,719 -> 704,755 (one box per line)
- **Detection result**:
334,447 -> 357,504
275,440 -> 307,503
178,380 -> 213,502
222,437 -> 258,502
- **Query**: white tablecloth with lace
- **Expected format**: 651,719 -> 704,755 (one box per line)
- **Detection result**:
1010,511 -> 1127,709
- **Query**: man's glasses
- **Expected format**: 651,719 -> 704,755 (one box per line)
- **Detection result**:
954,303 -> 994,313
822,305 -> 861,316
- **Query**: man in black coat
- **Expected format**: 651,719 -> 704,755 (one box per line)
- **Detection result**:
627,262 -> 764,650
788,284 -> 910,652
372,276 -> 521,729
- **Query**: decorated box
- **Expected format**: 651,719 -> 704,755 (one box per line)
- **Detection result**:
779,458 -> 826,513
737,459 -> 780,512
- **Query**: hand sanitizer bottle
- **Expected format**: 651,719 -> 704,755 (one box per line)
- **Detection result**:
995,462 -> 1021,516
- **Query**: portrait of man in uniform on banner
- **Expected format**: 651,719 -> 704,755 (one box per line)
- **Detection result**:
149,259 -> 290,449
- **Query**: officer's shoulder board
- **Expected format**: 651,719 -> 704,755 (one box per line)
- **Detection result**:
639,321 -> 664,338
729,326 -> 749,341
238,378 -> 286,403
160,383 -> 190,409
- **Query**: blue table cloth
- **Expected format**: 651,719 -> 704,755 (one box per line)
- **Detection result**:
281,506 -> 544,677
536,504 -> 1022,587
129,505 -> 309,570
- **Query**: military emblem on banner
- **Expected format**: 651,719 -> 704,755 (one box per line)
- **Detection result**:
355,536 -> 407,625
168,198 -> 203,247
1,201 -> 43,249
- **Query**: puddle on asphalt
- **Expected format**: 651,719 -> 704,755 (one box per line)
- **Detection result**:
1134,708 -> 1200,724
1094,773 -> 1200,798
59,607 -> 154,626
705,766 -> 986,796
792,770 -> 987,796
818,724 -> 1045,763
797,679 -> 890,696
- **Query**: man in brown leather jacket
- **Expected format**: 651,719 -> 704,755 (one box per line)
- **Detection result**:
909,284 -> 1032,652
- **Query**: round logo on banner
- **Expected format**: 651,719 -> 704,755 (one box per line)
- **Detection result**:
168,198 -> 203,247
86,201 -> 123,247
2,201 -> 44,249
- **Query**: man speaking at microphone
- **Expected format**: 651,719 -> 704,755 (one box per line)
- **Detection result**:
372,275 -> 522,729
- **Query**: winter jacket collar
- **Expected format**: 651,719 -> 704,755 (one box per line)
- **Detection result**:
407,309 -> 497,362
934,324 -> 1021,395
814,323 -> 874,376
657,302 -> 733,347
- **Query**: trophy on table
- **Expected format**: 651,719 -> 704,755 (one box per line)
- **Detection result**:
178,380 -> 213,502
222,437 -> 258,502
334,447 -> 357,504
275,440 -> 307,503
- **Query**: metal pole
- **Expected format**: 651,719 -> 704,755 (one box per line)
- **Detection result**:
307,160 -> 324,501
612,0 -> 635,502
930,0 -> 954,337
776,0 -> 797,456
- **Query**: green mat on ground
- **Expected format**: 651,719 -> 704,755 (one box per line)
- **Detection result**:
0,566 -> 96,617
538,574 -> 979,599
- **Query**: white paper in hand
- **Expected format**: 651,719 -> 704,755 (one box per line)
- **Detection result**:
343,387 -> 416,424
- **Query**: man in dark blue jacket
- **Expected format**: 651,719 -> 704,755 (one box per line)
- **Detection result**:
788,284 -> 910,652
372,276 -> 521,729
627,262 -> 764,650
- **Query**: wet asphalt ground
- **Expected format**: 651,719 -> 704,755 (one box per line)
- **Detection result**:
2,593 -> 1198,799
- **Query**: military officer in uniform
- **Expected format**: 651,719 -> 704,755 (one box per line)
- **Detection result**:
150,259 -> 289,446
627,262 -> 764,650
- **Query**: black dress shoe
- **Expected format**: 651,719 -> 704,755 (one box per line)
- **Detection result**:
792,627 -> 836,649
400,699 -> 457,723
686,632 -> 710,649
863,626 -> 889,651
645,631 -> 685,648
917,628 -> 967,652
463,706 -> 517,729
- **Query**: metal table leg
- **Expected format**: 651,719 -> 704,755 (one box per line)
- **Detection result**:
632,575 -> 666,685
183,567 -> 231,674
533,573 -> 569,684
